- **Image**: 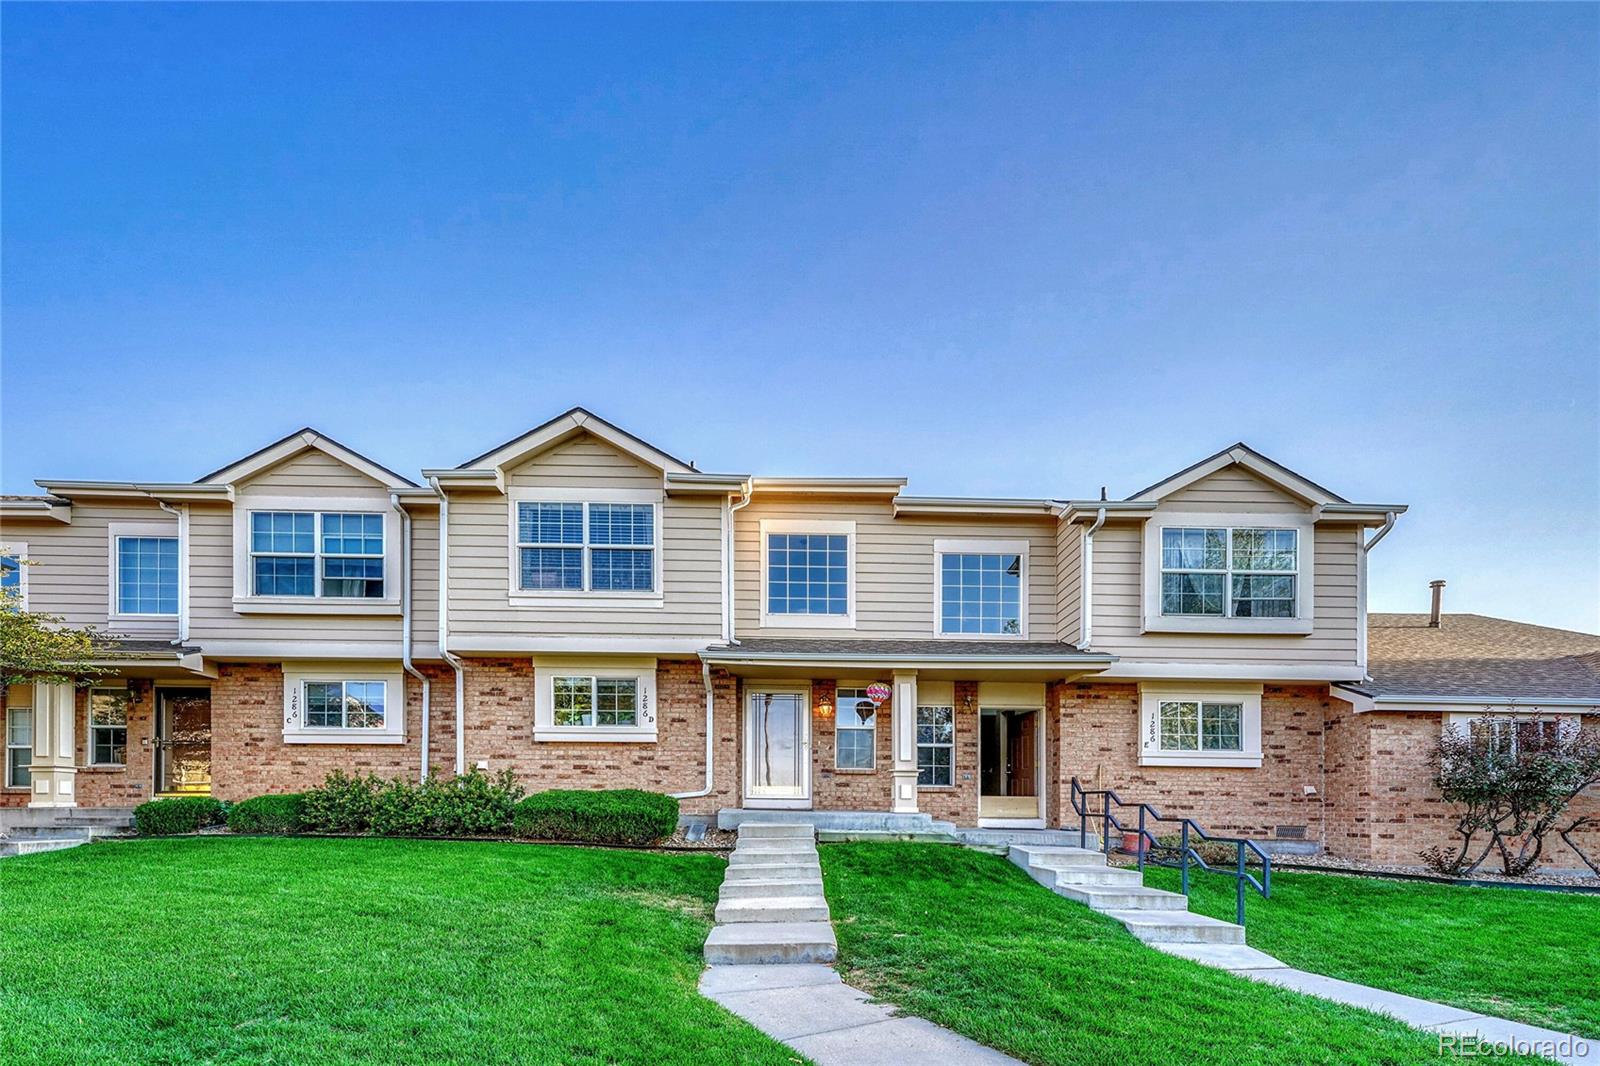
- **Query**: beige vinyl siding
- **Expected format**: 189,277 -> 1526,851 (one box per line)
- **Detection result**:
505,436 -> 662,491
1056,519 -> 1082,645
0,501 -> 178,635
410,509 -> 440,652
1159,466 -> 1314,512
238,447 -> 399,497
445,433 -> 723,641
733,496 -> 1059,640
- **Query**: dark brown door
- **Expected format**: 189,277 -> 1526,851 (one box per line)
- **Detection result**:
1006,710 -> 1037,797
158,689 -> 212,795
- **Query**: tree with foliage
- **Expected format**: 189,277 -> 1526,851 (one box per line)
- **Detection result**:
1422,717 -> 1600,876
0,584 -> 108,687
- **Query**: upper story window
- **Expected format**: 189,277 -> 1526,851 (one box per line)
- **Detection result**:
515,501 -> 656,593
936,539 -> 1026,637
116,537 -> 179,616
1160,526 -> 1297,618
2,544 -> 28,611
250,511 -> 384,598
760,520 -> 855,628
835,687 -> 876,770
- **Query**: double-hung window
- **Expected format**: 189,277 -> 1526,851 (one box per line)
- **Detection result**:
515,501 -> 655,593
251,511 -> 384,598
88,688 -> 129,766
916,705 -> 955,786
1160,526 -> 1298,619
116,537 -> 179,616
835,687 -> 876,770
303,680 -> 387,730
936,540 -> 1025,636
5,699 -> 31,788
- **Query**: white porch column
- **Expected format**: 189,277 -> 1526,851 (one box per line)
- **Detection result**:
890,670 -> 919,814
27,682 -> 77,808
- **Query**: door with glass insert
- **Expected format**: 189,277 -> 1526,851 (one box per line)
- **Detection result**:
744,689 -> 810,804
157,689 -> 212,795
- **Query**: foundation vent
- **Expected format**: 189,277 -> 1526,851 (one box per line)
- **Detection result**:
1274,825 -> 1308,840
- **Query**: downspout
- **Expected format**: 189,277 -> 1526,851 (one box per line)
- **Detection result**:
724,482 -> 753,646
392,493 -> 431,782
1356,511 -> 1398,675
157,501 -> 190,646
430,476 -> 467,776
1079,507 -> 1106,651
672,484 -> 751,802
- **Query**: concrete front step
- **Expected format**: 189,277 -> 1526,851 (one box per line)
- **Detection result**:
720,878 -> 825,901
815,829 -> 962,845
1008,844 -> 1107,868
714,896 -> 831,924
729,847 -> 818,865
2,826 -> 96,841
1045,866 -> 1144,887
1053,884 -> 1189,912
736,822 -> 815,840
724,861 -> 821,881
954,827 -> 1099,851
1106,909 -> 1246,945
717,808 -> 954,834
0,836 -> 89,858
704,921 -> 838,965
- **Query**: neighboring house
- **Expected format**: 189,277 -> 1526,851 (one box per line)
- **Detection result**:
1,408 -> 1594,870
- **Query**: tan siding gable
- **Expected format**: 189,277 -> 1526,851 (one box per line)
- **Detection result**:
235,447 -> 391,498
503,433 -> 662,490
1158,464 -> 1309,513
1056,520 -> 1082,645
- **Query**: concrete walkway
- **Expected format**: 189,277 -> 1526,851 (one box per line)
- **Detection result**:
701,822 -> 1023,1065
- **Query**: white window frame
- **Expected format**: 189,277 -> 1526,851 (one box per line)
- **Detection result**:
532,656 -> 658,743
1141,512 -> 1315,635
107,521 -> 180,622
5,688 -> 33,789
833,685 -> 878,771
282,663 -> 405,744
1444,713 -> 1579,755
932,538 -> 1029,639
506,488 -> 665,609
86,685 -> 130,767
915,704 -> 956,787
2,541 -> 29,611
232,497 -> 401,615
1138,682 -> 1263,767
759,519 -> 856,629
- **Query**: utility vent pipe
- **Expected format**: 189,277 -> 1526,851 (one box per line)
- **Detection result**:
1428,579 -> 1446,627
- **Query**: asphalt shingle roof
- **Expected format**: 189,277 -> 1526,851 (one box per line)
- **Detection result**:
1361,613 -> 1600,701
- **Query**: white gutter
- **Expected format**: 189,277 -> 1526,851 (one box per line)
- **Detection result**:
1363,511 -> 1398,552
157,501 -> 191,646
1079,507 -> 1107,651
430,476 -> 467,775
1355,692 -> 1600,709
392,493 -> 431,782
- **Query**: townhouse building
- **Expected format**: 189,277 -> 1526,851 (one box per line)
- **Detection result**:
3,408 -> 1595,869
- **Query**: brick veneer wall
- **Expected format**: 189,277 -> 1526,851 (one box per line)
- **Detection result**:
1055,682 -> 1328,842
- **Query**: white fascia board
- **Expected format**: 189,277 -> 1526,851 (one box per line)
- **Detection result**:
1357,693 -> 1600,712
188,640 -> 407,660
894,497 -> 1059,518
35,481 -> 231,502
1315,504 -> 1409,524
0,500 -> 71,523
1099,661 -> 1367,682
1059,501 -> 1157,523
750,477 -> 907,497
664,472 -> 749,494
699,651 -> 1116,670
447,635 -> 718,656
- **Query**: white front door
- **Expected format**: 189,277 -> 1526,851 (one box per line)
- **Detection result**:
743,688 -> 811,806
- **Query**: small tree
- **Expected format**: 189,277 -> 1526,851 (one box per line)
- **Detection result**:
1422,717 -> 1600,876
0,584 -> 108,688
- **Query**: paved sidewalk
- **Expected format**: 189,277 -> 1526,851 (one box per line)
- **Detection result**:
700,964 -> 1021,1066
1158,944 -> 1595,1065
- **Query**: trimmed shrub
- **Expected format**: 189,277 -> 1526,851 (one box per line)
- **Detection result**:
513,789 -> 679,846
227,793 -> 307,835
302,769 -> 524,837
134,796 -> 226,836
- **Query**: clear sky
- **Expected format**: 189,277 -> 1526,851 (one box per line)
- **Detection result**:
3,4 -> 1596,631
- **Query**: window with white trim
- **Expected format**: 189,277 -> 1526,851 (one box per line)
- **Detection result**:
533,659 -> 657,742
1469,717 -> 1565,756
250,511 -> 385,598
835,688 -> 876,770
1160,526 -> 1297,618
1156,700 -> 1243,752
916,705 -> 954,786
302,680 -> 387,729
116,537 -> 179,616
516,502 -> 655,593
553,676 -> 639,727
939,553 -> 1022,635
766,533 -> 848,617
1,545 -> 26,610
5,703 -> 31,788
88,688 -> 129,766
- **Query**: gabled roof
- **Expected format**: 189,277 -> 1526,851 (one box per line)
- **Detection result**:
1126,442 -> 1348,506
1352,613 -> 1600,703
454,407 -> 697,475
197,428 -> 419,489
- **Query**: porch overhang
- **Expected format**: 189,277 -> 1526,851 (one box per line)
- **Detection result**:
699,639 -> 1116,681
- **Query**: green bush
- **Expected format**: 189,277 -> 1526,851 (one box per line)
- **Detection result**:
134,796 -> 226,836
227,793 -> 307,835
512,789 -> 679,845
301,769 -> 524,837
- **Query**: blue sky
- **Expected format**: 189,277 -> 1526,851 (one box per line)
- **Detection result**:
3,5 -> 1596,631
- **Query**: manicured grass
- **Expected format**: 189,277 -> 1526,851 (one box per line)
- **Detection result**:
1144,863 -> 1600,1039
820,843 -> 1550,1066
0,837 -> 796,1066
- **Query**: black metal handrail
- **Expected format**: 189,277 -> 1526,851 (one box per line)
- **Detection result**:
1070,777 -> 1271,926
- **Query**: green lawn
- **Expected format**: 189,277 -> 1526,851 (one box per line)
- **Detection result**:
1144,863 -> 1600,1040
820,843 -> 1552,1066
0,837 -> 796,1066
